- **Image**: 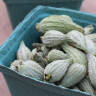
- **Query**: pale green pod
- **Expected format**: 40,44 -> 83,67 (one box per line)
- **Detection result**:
41,30 -> 66,47
66,30 -> 86,51
84,25 -> 94,35
40,15 -> 73,23
44,59 -> 72,82
36,15 -> 84,34
85,36 -> 96,55
78,77 -> 94,96
87,54 -> 96,88
86,33 -> 96,43
17,41 -> 31,61
62,43 -> 88,66
48,49 -> 68,62
17,60 -> 44,80
10,60 -> 23,72
60,63 -> 86,87
33,53 -> 48,68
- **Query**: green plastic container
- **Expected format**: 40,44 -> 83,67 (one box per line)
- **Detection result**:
3,0 -> 83,29
0,5 -> 96,96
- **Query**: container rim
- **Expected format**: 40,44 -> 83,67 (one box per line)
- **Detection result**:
3,0 -> 84,4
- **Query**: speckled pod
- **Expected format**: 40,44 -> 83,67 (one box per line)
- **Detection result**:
66,30 -> 86,51
33,53 -> 48,68
17,60 -> 44,80
17,41 -> 31,61
41,30 -> 66,47
85,36 -> 96,55
10,60 -> 23,72
48,49 -> 68,62
44,59 -> 72,82
36,15 -> 84,34
84,25 -> 94,35
87,54 -> 96,88
62,43 -> 88,66
86,33 -> 96,43
32,43 -> 49,57
60,63 -> 86,87
78,77 -> 94,96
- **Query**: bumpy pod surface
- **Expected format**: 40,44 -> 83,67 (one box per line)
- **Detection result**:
41,30 -> 66,47
85,36 -> 96,55
78,77 -> 94,95
44,59 -> 72,82
60,63 -> 86,87
48,49 -> 68,62
62,43 -> 88,66
87,54 -> 96,88
16,60 -> 44,80
66,30 -> 86,51
36,15 -> 84,34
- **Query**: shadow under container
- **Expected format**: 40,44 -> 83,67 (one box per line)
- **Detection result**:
0,5 -> 95,96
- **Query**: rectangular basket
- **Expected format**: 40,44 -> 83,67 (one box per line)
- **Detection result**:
0,5 -> 95,96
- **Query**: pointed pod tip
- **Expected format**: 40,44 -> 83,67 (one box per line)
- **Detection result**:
20,40 -> 25,47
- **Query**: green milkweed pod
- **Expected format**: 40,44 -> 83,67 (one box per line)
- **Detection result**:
11,60 -> 44,80
36,15 -> 84,34
66,30 -> 86,51
17,41 -> 31,61
41,30 -> 66,47
44,59 -> 72,82
85,36 -> 96,55
60,63 -> 86,87
48,49 -> 68,62
78,77 -> 95,96
62,43 -> 88,66
87,54 -> 96,88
